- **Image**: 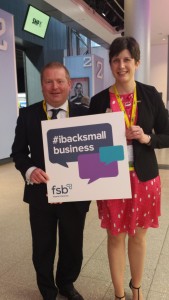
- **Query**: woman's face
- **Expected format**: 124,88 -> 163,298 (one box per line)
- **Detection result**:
110,49 -> 140,85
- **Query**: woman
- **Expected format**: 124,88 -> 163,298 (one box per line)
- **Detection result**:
89,37 -> 169,300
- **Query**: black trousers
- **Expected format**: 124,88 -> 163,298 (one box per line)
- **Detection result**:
29,202 -> 86,299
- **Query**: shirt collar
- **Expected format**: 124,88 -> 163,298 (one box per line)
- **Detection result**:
46,100 -> 68,112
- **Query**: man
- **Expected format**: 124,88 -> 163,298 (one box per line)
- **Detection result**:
11,62 -> 90,300
70,82 -> 90,107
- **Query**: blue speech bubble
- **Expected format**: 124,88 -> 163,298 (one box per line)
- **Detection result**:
47,123 -> 113,167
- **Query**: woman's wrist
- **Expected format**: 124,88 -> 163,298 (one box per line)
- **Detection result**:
146,135 -> 151,146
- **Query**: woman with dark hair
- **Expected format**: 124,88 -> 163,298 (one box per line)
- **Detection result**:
89,37 -> 169,300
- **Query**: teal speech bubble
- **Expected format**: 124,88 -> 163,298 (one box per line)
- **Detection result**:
99,145 -> 124,164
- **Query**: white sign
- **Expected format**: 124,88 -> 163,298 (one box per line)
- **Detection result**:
42,112 -> 131,203
0,9 -> 18,159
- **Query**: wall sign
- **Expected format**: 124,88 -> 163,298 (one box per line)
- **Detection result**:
0,17 -> 7,50
0,9 -> 18,159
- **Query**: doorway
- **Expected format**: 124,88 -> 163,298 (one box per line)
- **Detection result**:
15,48 -> 27,107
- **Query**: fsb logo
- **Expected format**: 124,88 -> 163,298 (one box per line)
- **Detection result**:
51,184 -> 72,196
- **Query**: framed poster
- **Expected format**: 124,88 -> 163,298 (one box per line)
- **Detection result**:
69,77 -> 90,107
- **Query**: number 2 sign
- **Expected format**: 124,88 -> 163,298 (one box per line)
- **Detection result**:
0,17 -> 7,51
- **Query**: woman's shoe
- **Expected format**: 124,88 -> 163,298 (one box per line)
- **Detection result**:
129,279 -> 141,300
115,295 -> 125,300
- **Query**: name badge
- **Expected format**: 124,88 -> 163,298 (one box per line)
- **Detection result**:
127,145 -> 134,170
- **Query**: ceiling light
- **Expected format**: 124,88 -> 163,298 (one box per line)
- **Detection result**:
102,10 -> 109,18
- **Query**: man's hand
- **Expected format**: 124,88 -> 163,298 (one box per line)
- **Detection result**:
30,168 -> 49,184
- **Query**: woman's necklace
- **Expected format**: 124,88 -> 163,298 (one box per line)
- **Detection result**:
113,84 -> 137,128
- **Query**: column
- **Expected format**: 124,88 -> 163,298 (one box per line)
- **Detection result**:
124,0 -> 151,83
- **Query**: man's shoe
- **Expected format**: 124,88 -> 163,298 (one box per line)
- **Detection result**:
43,288 -> 58,300
43,292 -> 57,300
43,298 -> 57,300
59,287 -> 84,300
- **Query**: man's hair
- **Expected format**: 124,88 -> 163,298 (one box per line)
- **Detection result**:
109,36 -> 140,64
75,82 -> 83,87
41,61 -> 70,82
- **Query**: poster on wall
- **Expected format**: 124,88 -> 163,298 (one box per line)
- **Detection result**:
64,54 -> 104,101
69,77 -> 90,107
42,112 -> 131,203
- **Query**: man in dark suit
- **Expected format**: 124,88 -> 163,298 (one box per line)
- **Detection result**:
11,62 -> 90,300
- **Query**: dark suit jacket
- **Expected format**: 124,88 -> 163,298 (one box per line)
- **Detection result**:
11,101 -> 90,212
89,81 -> 169,181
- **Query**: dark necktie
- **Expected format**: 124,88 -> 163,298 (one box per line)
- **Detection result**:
51,108 -> 61,119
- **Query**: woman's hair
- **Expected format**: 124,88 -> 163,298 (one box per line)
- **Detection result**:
41,61 -> 70,82
109,36 -> 140,64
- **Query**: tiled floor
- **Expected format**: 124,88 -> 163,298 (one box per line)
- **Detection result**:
0,149 -> 169,300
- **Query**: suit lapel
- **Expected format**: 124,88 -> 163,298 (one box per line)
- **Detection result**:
37,101 -> 48,121
102,89 -> 110,112
136,83 -> 147,127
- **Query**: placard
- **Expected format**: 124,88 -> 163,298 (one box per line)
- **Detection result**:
41,112 -> 131,203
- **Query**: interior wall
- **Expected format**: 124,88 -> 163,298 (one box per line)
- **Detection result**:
150,43 -> 168,105
92,43 -> 168,106
0,0 -> 68,161
25,55 -> 43,105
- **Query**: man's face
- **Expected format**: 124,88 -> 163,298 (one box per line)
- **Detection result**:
42,67 -> 71,107
75,84 -> 83,96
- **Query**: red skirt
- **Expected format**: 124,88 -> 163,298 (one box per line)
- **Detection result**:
97,171 -> 161,236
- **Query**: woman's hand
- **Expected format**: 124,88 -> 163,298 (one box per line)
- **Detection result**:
126,125 -> 150,144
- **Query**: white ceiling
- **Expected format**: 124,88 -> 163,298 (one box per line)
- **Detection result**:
44,0 -> 121,48
25,0 -> 169,47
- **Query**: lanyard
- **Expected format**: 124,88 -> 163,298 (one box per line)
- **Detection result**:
42,100 -> 69,120
113,84 -> 137,128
